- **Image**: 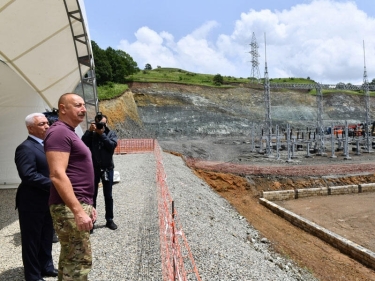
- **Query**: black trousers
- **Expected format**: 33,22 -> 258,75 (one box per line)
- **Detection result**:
93,168 -> 114,221
18,209 -> 54,281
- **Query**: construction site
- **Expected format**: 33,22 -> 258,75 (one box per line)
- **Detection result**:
2,4 -> 375,279
96,36 -> 375,279
81,70 -> 373,280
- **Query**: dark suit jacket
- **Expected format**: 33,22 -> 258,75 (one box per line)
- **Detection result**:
15,137 -> 51,212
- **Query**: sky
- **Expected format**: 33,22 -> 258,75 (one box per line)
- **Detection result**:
85,0 -> 375,85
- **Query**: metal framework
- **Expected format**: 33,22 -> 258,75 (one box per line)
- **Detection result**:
315,85 -> 325,155
263,34 -> 272,156
262,82 -> 375,157
249,32 -> 261,82
362,41 -> 372,152
261,40 -> 374,157
63,0 -> 99,130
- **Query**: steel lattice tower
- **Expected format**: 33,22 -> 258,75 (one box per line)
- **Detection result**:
363,41 -> 373,152
250,32 -> 261,82
263,34 -> 272,156
315,84 -> 326,155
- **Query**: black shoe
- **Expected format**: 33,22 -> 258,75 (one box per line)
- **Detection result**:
52,232 -> 59,243
42,268 -> 58,277
90,228 -> 94,234
34,279 -> 46,281
106,220 -> 118,230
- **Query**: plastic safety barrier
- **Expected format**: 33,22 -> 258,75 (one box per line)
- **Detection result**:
115,139 -> 201,280
114,139 -> 155,154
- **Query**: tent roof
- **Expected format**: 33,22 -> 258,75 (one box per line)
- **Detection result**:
0,0 -> 92,108
0,0 -> 94,185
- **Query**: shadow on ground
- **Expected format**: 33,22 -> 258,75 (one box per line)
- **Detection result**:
0,189 -> 18,230
0,267 -> 24,281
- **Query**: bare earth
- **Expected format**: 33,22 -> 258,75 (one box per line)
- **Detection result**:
216,185 -> 375,281
165,139 -> 375,281
277,192 -> 375,253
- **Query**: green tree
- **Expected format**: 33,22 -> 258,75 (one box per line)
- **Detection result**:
91,41 -> 139,85
145,63 -> 152,70
213,74 -> 223,86
105,47 -> 139,83
91,41 -> 112,86
115,49 -> 139,78
370,78 -> 375,85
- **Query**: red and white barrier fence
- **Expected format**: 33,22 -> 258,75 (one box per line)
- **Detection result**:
116,139 -> 201,281
114,139 -> 155,154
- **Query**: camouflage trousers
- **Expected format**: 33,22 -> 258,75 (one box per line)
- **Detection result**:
50,203 -> 93,281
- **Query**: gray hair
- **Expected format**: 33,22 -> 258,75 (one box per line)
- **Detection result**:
25,113 -> 45,126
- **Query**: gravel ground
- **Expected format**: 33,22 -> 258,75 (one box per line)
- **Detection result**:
0,153 -> 317,281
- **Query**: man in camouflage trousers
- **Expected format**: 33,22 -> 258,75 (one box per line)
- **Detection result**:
45,93 -> 97,281
49,204 -> 94,279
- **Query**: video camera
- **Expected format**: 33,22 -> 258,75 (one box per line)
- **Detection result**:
95,122 -> 105,130
95,112 -> 105,130
43,108 -> 59,125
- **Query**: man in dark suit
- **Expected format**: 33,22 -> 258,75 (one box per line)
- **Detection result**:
15,113 -> 58,281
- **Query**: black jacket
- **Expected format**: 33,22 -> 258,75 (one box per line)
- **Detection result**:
14,137 -> 51,211
82,127 -> 118,170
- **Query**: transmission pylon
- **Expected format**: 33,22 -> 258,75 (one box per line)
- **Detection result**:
315,84 -> 326,155
249,32 -> 261,83
263,33 -> 272,156
363,40 -> 373,153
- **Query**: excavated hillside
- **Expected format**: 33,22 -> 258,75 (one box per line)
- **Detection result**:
101,82 -> 375,163
130,82 -> 371,137
99,82 -> 375,280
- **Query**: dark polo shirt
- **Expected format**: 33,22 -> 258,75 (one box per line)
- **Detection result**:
44,121 -> 94,206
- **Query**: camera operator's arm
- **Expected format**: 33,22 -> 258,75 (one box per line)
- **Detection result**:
81,123 -> 95,147
99,130 -> 118,152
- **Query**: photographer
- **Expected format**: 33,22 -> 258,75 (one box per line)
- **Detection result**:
82,112 -> 118,232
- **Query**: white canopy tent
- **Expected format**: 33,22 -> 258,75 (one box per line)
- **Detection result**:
0,0 -> 98,186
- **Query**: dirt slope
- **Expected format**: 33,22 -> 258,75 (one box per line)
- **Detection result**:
103,82 -> 375,139
191,166 -> 375,281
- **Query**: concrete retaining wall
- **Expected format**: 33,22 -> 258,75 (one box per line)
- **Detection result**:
359,183 -> 375,193
259,198 -> 375,271
297,187 -> 328,198
263,184 -> 364,201
329,184 -> 358,195
261,189 -> 295,201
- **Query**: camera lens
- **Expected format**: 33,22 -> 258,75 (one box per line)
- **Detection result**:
96,122 -> 104,129
96,112 -> 103,121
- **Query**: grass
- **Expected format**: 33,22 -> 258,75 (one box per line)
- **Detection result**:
125,67 -> 250,86
96,68 -> 375,100
97,82 -> 128,100
268,77 -> 316,84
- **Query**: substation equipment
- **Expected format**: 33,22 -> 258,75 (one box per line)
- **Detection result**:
256,80 -> 375,161
255,37 -> 375,161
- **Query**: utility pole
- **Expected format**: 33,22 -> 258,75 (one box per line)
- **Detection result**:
363,40 -> 373,153
263,33 -> 272,156
250,32 -> 261,83
315,84 -> 326,155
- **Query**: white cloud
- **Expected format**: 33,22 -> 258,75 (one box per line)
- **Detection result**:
118,27 -> 177,69
118,21 -> 235,74
118,0 -> 375,84
190,20 -> 219,40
